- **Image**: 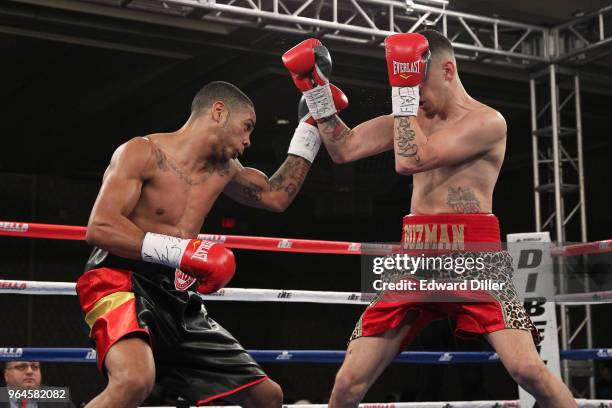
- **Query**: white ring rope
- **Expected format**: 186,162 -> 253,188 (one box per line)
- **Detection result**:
555,290 -> 612,305
2,279 -> 612,306
0,280 -> 373,304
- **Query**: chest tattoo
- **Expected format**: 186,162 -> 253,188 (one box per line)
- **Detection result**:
152,145 -> 231,186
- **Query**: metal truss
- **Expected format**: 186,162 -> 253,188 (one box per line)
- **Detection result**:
530,65 -> 593,397
552,4 -> 612,65
10,0 -> 612,69
5,0 -> 612,398
71,0 -> 548,68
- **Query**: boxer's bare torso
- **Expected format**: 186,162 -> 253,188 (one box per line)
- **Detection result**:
119,135 -> 239,239
409,101 -> 505,214
316,97 -> 506,215
87,128 -> 311,259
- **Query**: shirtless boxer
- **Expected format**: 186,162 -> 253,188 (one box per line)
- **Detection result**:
283,31 -> 576,408
76,81 -> 343,408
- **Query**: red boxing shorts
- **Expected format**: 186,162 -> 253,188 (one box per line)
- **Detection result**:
76,248 -> 267,405
350,213 -> 540,348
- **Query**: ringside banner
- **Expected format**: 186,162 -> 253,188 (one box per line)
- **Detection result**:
507,232 -> 559,408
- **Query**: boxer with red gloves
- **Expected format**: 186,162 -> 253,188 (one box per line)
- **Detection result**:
283,38 -> 347,121
140,234 -> 235,294
76,80 -> 326,408
386,32 -> 430,117
283,32 -> 576,408
289,83 -> 349,163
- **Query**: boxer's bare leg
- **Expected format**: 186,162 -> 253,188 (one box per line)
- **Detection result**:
85,336 -> 155,408
329,311 -> 419,408
486,329 -> 576,408
226,378 -> 283,408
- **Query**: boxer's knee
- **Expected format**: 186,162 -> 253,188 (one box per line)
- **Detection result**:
240,379 -> 283,408
507,358 -> 548,391
331,369 -> 368,405
107,366 -> 155,406
259,380 -> 283,407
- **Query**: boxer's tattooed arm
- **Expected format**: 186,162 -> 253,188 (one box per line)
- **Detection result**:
395,117 -> 420,161
318,115 -> 353,143
242,182 -> 263,202
447,187 -> 481,213
268,155 -> 308,198
224,156 -> 310,210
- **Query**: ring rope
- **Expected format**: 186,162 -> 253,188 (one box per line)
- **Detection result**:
3,279 -> 612,306
0,348 -> 610,364
551,239 -> 612,257
149,403 -> 521,408
0,280 -> 374,303
148,402 -> 522,408
554,290 -> 612,305
1,221 -> 610,257
144,402 -> 610,408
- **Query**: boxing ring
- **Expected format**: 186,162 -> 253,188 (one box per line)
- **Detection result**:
1,221 -> 611,408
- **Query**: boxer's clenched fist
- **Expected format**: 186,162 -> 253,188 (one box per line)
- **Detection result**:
385,33 -> 430,117
141,233 -> 235,294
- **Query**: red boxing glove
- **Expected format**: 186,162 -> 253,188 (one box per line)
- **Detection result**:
384,33 -> 430,116
141,233 -> 235,294
288,84 -> 350,163
283,38 -> 336,120
181,240 -> 235,294
298,84 -> 349,126
283,38 -> 331,91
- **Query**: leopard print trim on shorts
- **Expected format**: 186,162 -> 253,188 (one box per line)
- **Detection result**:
349,250 -> 541,345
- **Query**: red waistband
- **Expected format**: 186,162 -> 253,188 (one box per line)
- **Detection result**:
402,213 -> 501,252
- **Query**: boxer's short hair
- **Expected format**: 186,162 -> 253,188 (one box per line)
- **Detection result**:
418,29 -> 454,58
191,81 -> 254,115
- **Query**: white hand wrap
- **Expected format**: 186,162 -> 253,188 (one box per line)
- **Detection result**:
303,83 -> 336,120
391,86 -> 420,117
287,121 -> 321,163
141,232 -> 189,268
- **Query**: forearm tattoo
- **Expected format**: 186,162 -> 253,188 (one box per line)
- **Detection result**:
318,115 -> 353,143
447,187 -> 481,213
269,155 -> 310,198
236,156 -> 310,205
395,117 -> 420,161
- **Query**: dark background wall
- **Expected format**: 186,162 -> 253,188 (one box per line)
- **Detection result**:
0,1 -> 611,405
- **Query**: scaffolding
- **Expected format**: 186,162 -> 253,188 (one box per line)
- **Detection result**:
530,65 -> 592,396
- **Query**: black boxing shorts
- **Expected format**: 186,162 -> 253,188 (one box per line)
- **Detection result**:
351,213 -> 541,348
76,247 -> 267,405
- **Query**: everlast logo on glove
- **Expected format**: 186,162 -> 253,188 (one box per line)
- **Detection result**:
393,60 -> 421,76
174,269 -> 196,291
191,240 -> 215,262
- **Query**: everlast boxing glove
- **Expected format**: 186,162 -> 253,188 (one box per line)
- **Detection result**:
385,33 -> 430,117
141,233 -> 235,294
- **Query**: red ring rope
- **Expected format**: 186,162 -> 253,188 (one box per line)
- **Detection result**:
0,220 -> 609,257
